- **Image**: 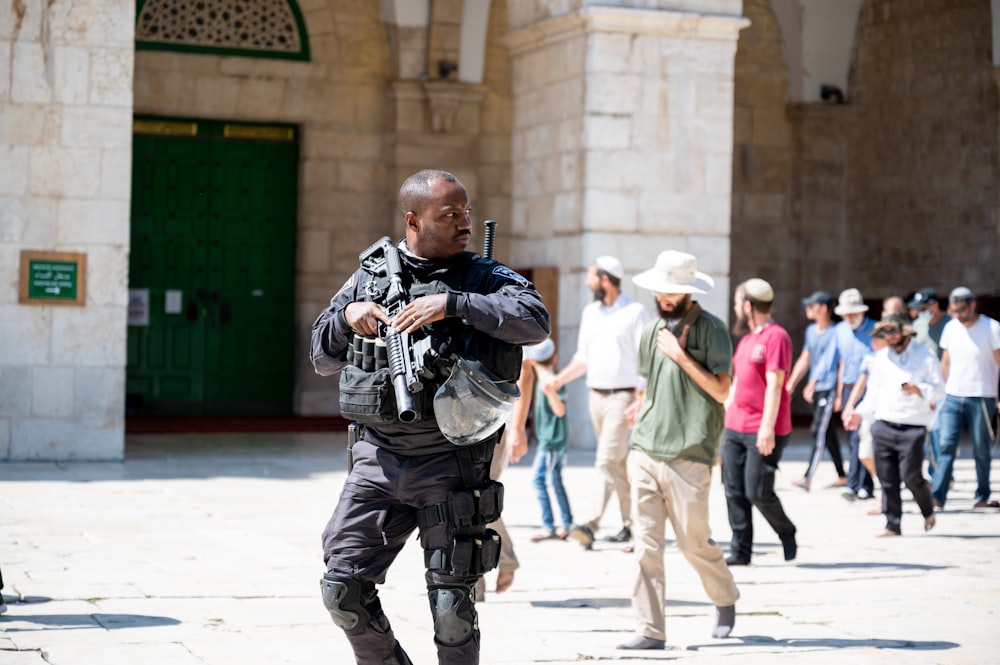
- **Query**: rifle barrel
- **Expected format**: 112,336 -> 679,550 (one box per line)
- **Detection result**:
385,329 -> 417,422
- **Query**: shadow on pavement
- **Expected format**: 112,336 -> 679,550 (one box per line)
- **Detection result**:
1,613 -> 181,631
689,635 -> 959,651
796,562 -> 947,572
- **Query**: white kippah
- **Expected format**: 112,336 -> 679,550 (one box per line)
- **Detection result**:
595,256 -> 624,280
744,278 -> 774,303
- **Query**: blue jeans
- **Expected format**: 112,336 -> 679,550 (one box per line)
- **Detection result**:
532,449 -> 572,532
932,395 -> 997,506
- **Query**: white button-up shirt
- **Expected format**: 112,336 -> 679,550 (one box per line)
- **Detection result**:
857,340 -> 944,427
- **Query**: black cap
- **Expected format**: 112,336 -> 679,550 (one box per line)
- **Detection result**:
802,290 -> 835,308
906,288 -> 938,309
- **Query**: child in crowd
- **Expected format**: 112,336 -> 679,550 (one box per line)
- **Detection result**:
525,338 -> 574,541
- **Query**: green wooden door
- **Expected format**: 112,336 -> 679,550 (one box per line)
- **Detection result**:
127,119 -> 298,415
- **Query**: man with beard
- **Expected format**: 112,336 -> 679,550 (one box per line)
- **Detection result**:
615,250 -> 739,650
548,256 -> 650,548
843,314 -> 942,536
720,279 -> 797,566
311,169 -> 550,664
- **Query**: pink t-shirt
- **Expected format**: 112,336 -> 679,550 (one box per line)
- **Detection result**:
725,322 -> 793,435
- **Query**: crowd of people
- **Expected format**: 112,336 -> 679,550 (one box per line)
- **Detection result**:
309,169 -> 997,664
503,261 -> 999,651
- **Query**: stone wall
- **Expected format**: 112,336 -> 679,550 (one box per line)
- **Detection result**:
731,0 -> 798,332
0,2 -> 135,460
847,0 -> 998,296
507,6 -> 747,445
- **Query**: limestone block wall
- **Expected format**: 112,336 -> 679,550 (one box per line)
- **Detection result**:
731,0 -> 798,330
507,0 -> 745,30
0,2 -> 135,460
507,6 -> 746,446
847,0 -> 999,295
475,0 -> 514,263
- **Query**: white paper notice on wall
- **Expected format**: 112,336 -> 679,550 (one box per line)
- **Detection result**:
128,289 -> 150,326
165,289 -> 183,314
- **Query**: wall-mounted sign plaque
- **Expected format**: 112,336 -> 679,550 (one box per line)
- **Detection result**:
19,250 -> 87,306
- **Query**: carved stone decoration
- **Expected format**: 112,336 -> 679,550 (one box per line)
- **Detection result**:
422,81 -> 486,134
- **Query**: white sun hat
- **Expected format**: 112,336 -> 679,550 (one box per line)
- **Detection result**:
632,250 -> 714,295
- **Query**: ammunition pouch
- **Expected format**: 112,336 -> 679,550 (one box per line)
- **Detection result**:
416,481 -> 504,531
425,529 -> 502,577
338,365 -> 399,425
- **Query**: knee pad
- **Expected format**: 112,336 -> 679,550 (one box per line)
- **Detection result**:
320,574 -> 372,635
428,585 -> 477,646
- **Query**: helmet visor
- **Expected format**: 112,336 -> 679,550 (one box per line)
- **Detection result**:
433,357 -> 520,446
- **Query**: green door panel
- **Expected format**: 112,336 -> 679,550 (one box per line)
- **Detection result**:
127,119 -> 299,415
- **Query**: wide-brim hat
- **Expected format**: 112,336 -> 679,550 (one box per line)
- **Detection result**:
834,288 -> 869,316
633,250 -> 714,295
872,314 -> 916,338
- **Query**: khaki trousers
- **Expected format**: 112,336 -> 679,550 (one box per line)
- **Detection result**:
585,389 -> 634,533
628,450 -> 739,641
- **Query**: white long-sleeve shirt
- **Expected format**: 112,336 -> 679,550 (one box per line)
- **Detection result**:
856,340 -> 944,427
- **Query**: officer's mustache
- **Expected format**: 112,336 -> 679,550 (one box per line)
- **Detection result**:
455,230 -> 471,240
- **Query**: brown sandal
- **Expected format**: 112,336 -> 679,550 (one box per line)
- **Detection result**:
530,531 -> 558,542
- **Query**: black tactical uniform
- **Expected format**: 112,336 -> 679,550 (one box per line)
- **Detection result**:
311,239 -> 549,665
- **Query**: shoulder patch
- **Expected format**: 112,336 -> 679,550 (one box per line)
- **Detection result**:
491,264 -> 531,287
334,273 -> 355,298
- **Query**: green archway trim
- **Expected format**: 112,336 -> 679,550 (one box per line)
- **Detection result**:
135,0 -> 311,62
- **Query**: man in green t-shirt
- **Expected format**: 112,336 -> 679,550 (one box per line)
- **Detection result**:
616,250 -> 740,651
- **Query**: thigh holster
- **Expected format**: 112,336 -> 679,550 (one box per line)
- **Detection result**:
418,481 -> 503,577
417,481 -> 504,532
424,528 -> 501,577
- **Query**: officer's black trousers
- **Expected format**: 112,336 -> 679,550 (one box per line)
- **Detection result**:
322,438 -> 490,665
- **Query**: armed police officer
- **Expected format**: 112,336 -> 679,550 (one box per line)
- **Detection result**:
310,169 -> 550,665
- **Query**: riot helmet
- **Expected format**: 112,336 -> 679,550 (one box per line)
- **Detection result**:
433,356 -> 520,446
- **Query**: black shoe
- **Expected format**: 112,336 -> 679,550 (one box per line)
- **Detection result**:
616,635 -> 665,650
604,527 -> 632,543
781,535 -> 797,561
725,554 -> 750,566
568,524 -> 595,550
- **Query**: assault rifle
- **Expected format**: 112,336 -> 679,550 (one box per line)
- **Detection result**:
359,237 -> 432,422
357,221 -> 499,423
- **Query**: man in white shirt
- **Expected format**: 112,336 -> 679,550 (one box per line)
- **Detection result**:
547,256 -> 651,548
845,314 -> 943,536
931,287 -> 1000,509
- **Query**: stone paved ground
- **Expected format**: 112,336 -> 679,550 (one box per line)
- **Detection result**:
1,429 -> 998,664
